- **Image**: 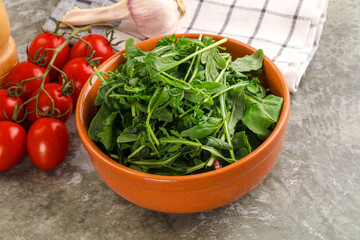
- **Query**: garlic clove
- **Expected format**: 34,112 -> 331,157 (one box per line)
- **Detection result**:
60,0 -> 186,38
127,0 -> 186,38
60,0 -> 131,28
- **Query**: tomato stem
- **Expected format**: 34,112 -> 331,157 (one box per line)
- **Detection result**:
106,28 -> 123,48
13,22 -> 116,121
76,37 -> 101,67
40,21 -> 64,37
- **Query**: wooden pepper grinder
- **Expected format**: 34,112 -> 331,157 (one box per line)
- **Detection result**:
0,0 -> 18,88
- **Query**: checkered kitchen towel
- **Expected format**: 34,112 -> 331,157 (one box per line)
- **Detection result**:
44,0 -> 328,92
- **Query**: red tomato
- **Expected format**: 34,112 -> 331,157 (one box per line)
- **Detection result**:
28,32 -> 69,79
69,34 -> 113,65
26,83 -> 73,123
0,121 -> 26,171
58,58 -> 94,105
0,89 -> 24,121
5,61 -> 50,101
27,117 -> 70,170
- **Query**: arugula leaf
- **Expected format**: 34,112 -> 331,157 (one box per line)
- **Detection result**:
175,37 -> 204,57
156,34 -> 176,47
231,49 -> 264,75
124,38 -> 145,60
145,52 -> 178,78
201,47 -> 227,81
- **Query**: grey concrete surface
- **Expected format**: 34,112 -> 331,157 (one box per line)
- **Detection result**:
1,0 -> 359,239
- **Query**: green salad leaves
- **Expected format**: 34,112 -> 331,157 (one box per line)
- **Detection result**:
88,35 -> 283,175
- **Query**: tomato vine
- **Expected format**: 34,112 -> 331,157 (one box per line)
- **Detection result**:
6,21 -> 116,122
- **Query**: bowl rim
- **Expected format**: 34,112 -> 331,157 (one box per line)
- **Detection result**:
75,33 -> 290,183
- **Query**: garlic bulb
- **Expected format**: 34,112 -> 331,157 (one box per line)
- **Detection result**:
60,0 -> 186,38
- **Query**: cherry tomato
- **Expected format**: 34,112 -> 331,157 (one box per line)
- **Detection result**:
26,83 -> 73,123
0,89 -> 24,121
69,34 -> 113,65
0,121 -> 26,171
27,117 -> 70,170
58,58 -> 94,105
28,32 -> 69,79
5,61 -> 50,101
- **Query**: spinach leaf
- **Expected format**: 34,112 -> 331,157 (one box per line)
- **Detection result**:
152,107 -> 173,122
191,81 -> 227,94
117,133 -> 140,144
205,136 -> 233,150
232,131 -> 252,159
97,111 -> 118,151
88,103 -> 114,142
242,94 -> 283,139
227,85 -> 246,135
180,117 -> 222,140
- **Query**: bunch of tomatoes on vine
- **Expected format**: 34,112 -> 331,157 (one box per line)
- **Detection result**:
0,22 -> 119,171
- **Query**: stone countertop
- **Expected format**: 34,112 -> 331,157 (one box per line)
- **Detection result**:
1,0 -> 359,239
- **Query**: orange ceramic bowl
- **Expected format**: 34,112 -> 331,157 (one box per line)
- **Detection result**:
76,33 -> 290,213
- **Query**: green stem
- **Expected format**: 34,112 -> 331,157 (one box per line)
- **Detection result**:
160,38 -> 227,73
212,111 -> 230,137
220,93 -> 235,159
178,96 -> 213,118
93,67 -> 108,83
146,88 -> 162,146
217,63 -> 235,159
214,57 -> 232,83
147,130 -> 160,158
201,145 -> 235,164
128,145 -> 146,159
159,138 -> 202,147
206,155 -> 217,167
128,151 -> 181,167
104,82 -> 126,105
185,161 -> 206,174
211,82 -> 249,98
131,102 -> 136,117
244,91 -> 264,103
42,88 -> 55,116
161,72 -> 204,95
184,34 -> 203,82
188,53 -> 201,84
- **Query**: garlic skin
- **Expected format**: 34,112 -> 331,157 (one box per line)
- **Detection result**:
60,0 -> 186,39
128,0 -> 185,38
60,0 -> 131,27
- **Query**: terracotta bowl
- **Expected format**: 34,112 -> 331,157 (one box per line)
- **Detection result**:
75,33 -> 290,213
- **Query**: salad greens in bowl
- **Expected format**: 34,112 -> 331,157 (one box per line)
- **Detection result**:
87,34 -> 283,176
76,33 -> 290,213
